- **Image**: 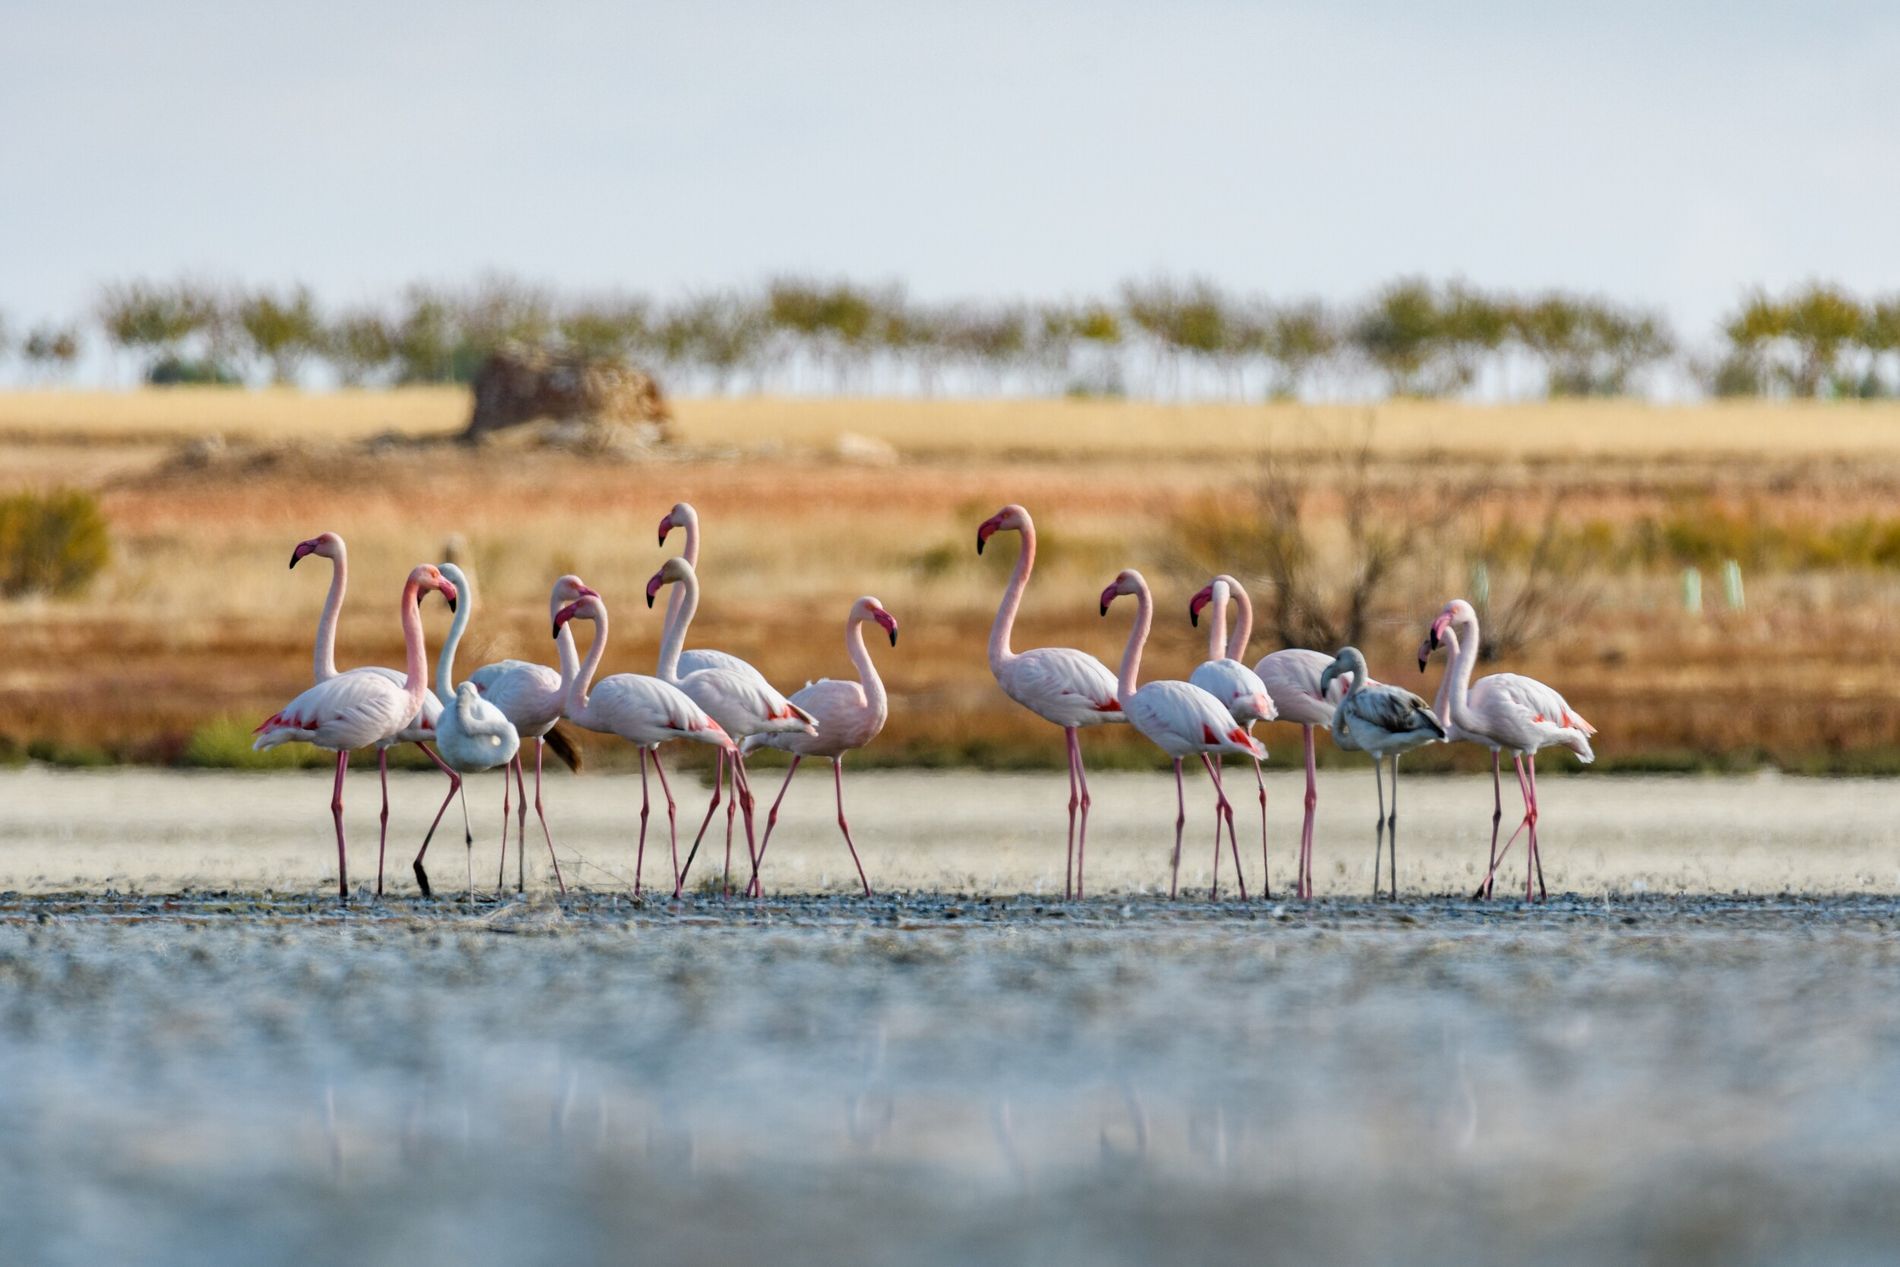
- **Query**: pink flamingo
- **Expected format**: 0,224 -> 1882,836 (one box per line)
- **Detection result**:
1186,576 -> 1277,896
553,588 -> 737,895
976,505 -> 1125,898
254,564 -> 458,900
745,596 -> 898,897
1419,599 -> 1595,901
1101,569 -> 1265,899
1319,647 -> 1447,900
464,575 -> 596,893
289,532 -> 459,895
1245,631 -> 1366,900
648,557 -> 817,897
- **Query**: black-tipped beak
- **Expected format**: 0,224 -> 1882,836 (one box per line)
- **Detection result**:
975,531 -> 986,555
552,622 -> 561,639
645,591 -> 655,609
1189,608 -> 1199,628
1099,602 -> 1109,617
446,594 -> 457,613
889,629 -> 898,647
288,552 -> 301,570
1418,656 -> 1428,673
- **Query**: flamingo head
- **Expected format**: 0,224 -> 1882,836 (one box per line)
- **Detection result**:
408,564 -> 456,613
657,502 -> 696,547
1099,568 -> 1144,617
646,556 -> 694,608
975,504 -> 1029,555
1421,599 -> 1475,669
1188,583 -> 1216,627
854,596 -> 899,647
553,594 -> 604,638
551,574 -> 599,606
1318,647 -> 1364,699
289,531 -> 342,569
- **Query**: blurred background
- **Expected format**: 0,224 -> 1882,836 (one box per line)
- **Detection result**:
4,0 -> 1900,778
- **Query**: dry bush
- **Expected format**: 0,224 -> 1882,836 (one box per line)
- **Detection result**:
0,489 -> 110,597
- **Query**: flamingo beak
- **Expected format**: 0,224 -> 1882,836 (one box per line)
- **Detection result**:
1099,585 -> 1120,617
873,609 -> 899,646
1188,585 -> 1214,628
976,518 -> 1000,555
289,540 -> 316,569
441,581 -> 457,613
657,514 -> 674,546
645,572 -> 664,608
553,600 -> 581,638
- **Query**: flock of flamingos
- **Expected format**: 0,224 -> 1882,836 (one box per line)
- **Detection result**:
252,502 -> 1596,905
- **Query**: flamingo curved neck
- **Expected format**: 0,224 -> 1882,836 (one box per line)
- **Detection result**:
1115,581 -> 1153,702
396,579 -> 430,719
665,511 -> 700,630
1224,579 -> 1253,662
1444,616 -> 1482,731
549,591 -> 580,687
1205,581 -> 1229,664
657,570 -> 699,682
565,607 -> 609,721
434,579 -> 471,705
846,612 -> 887,718
313,544 -> 347,682
988,520 -> 1036,670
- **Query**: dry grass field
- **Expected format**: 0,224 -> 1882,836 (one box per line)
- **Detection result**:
5,388 -> 1900,774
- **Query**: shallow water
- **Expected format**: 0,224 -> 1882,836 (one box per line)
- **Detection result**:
4,893 -> 1900,1265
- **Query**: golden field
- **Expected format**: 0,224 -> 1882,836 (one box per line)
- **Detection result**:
6,387 -> 1900,774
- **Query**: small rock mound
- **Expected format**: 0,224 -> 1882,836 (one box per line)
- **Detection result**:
466,343 -> 671,443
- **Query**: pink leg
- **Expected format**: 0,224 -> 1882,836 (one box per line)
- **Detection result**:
528,739 -> 565,895
1062,728 -> 1080,899
1203,755 -> 1246,900
1209,756 -> 1222,899
497,755 -> 515,892
1526,754 -> 1545,902
1253,757 -> 1270,900
330,750 -> 350,902
679,750 -> 726,894
1301,726 -> 1318,899
376,749 -> 391,897
1483,750 -> 1504,899
1170,758 -> 1187,899
411,743 -> 464,898
651,749 -> 681,897
833,756 -> 872,897
1070,728 -> 1094,899
720,756 -> 737,898
1474,756 -> 1534,898
513,756 -> 529,892
751,756 -> 802,898
726,753 -> 760,898
635,749 -> 651,896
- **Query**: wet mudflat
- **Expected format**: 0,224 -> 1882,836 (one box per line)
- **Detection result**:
4,891 -> 1900,1266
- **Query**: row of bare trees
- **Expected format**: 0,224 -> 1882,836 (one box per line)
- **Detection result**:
4,277 -> 1898,401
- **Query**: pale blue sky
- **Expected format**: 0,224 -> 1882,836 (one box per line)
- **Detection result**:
4,0 -> 1897,339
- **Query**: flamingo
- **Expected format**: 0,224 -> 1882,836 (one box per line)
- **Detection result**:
744,596 -> 899,898
464,575 -> 595,893
289,532 -> 459,895
1318,647 -> 1446,900
647,557 -> 818,897
412,561 -> 521,899
1419,599 -> 1596,901
976,504 -> 1125,898
1100,569 -> 1264,899
254,564 -> 458,901
657,501 -> 776,877
552,587 -> 737,896
1185,576 -> 1277,896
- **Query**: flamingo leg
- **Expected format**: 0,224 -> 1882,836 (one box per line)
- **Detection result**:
514,755 -> 529,892
411,743 -> 463,899
376,749 -> 391,898
331,750 -> 350,902
635,749 -> 651,897
1370,757 -> 1387,900
833,756 -> 872,897
1062,727 -> 1080,900
1527,754 -> 1545,902
461,779 -> 474,903
1203,755 -> 1246,901
526,739 -> 565,895
651,749 -> 681,897
1071,728 -> 1094,899
1300,725 -> 1318,899
1473,756 -> 1535,899
1484,750 -> 1504,899
1388,755 -> 1402,901
1170,758 -> 1187,899
497,755 -> 514,892
679,750 -> 726,894
1209,756 -> 1222,899
1253,757 -> 1270,901
751,756 -> 802,898
734,753 -> 760,896
723,749 -> 741,894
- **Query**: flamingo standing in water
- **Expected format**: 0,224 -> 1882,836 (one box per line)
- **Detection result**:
464,575 -> 594,893
745,596 -> 898,897
1101,570 -> 1264,899
1319,647 -> 1446,900
553,587 -> 736,895
1419,599 -> 1595,901
254,565 -> 458,901
976,505 -> 1125,898
414,561 -> 521,899
648,557 -> 817,896
1186,576 -> 1277,896
289,532 -> 459,895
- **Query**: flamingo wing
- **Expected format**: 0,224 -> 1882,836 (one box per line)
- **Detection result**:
679,648 -> 767,684
681,667 -> 818,737
1128,681 -> 1265,758
588,673 -> 733,747
998,647 -> 1123,724
468,659 -> 565,733
1189,659 -> 1276,724
254,670 -> 414,752
1345,685 -> 1447,742
1471,673 -> 1596,759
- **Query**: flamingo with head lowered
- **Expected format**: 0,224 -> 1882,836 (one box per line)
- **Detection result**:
463,574 -> 594,893
976,505 -> 1125,899
1186,576 -> 1277,897
1101,569 -> 1263,899
553,585 -> 736,896
1418,599 -> 1595,902
289,532 -> 460,896
648,557 -> 817,897
1319,647 -> 1446,900
255,564 -> 458,901
414,561 -> 522,900
744,596 -> 899,898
